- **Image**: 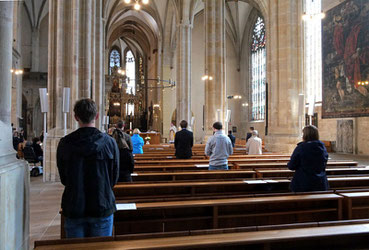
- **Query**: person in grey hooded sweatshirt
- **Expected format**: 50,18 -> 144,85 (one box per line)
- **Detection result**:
205,122 -> 233,170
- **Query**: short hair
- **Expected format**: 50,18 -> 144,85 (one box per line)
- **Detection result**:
117,120 -> 124,129
252,130 -> 258,136
133,128 -> 140,134
213,122 -> 222,130
250,127 -> 254,130
180,120 -> 188,129
228,130 -> 232,134
74,99 -> 97,124
302,125 -> 319,142
32,137 -> 40,143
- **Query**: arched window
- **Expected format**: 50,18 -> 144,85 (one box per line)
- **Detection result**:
109,49 -> 121,74
251,16 -> 266,121
125,50 -> 136,95
304,0 -> 322,103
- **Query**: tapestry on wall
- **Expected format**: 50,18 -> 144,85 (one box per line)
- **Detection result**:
322,0 -> 369,118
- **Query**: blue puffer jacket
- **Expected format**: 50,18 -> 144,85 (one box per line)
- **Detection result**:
131,134 -> 144,154
288,140 -> 329,192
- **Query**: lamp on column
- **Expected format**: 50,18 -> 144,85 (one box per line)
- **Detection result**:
39,88 -> 48,182
62,88 -> 70,136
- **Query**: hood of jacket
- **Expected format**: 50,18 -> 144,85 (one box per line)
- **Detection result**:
63,127 -> 111,157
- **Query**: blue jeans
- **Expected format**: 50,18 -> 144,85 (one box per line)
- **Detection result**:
64,214 -> 113,238
209,164 -> 228,170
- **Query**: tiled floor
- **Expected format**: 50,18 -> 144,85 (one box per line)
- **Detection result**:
28,153 -> 369,249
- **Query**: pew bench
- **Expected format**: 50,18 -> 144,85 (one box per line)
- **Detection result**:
113,193 -> 343,235
36,220 -> 369,249
131,170 -> 257,182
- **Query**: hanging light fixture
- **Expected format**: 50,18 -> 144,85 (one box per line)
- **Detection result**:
124,0 -> 149,10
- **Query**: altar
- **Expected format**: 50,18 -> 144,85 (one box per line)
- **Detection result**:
139,132 -> 161,145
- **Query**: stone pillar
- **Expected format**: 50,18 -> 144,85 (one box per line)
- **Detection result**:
45,0 -> 102,181
0,2 -> 29,249
264,0 -> 304,153
204,0 -> 226,136
176,22 -> 192,125
31,28 -> 40,72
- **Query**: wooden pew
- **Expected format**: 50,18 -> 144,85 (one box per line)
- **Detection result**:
114,176 -> 369,201
113,179 -> 291,201
134,157 -> 292,166
130,168 -> 369,182
339,191 -> 369,220
256,167 -> 369,178
35,220 -> 369,249
113,193 -> 342,235
133,161 -> 358,172
131,170 -> 257,182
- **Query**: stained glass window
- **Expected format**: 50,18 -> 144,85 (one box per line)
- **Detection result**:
109,49 -> 121,74
304,0 -> 322,103
126,50 -> 136,95
251,16 -> 266,121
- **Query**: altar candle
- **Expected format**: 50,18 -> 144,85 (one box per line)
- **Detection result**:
130,122 -> 132,130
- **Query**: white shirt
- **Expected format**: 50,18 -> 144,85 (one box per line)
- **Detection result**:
246,135 -> 262,155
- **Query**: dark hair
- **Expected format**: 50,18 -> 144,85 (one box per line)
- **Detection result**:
228,130 -> 232,134
32,137 -> 40,143
302,125 -> 319,142
180,120 -> 188,129
250,127 -> 254,130
73,99 -> 97,124
117,120 -> 124,129
213,122 -> 222,130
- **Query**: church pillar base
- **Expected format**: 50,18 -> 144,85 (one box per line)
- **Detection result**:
43,128 -> 65,182
0,156 -> 29,250
265,134 -> 300,154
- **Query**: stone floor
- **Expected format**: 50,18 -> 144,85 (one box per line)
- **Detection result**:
28,153 -> 369,249
29,176 -> 63,249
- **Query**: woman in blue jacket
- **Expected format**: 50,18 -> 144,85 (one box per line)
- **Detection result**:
131,128 -> 144,154
288,125 -> 329,192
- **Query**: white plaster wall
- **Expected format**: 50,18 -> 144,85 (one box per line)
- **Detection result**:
39,15 -> 48,73
191,12 -> 205,143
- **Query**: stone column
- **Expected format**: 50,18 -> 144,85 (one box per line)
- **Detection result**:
264,0 -> 304,153
31,28 -> 40,72
45,0 -> 101,181
0,2 -> 29,249
204,0 -> 226,136
176,22 -> 192,125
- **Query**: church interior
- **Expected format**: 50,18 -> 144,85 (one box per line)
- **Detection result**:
3,0 -> 369,249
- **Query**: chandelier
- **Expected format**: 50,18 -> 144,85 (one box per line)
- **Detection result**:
109,67 -> 176,90
124,0 -> 149,10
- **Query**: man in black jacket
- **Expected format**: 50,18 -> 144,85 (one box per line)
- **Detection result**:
174,120 -> 193,159
57,99 -> 120,238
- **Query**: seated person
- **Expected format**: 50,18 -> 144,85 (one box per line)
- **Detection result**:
288,125 -> 329,192
32,137 -> 43,166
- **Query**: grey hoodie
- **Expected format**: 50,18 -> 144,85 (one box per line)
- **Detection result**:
205,130 -> 233,166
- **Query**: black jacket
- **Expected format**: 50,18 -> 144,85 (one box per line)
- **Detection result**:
288,140 -> 329,192
57,127 -> 120,218
32,142 -> 43,157
228,134 -> 236,147
174,128 -> 193,159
